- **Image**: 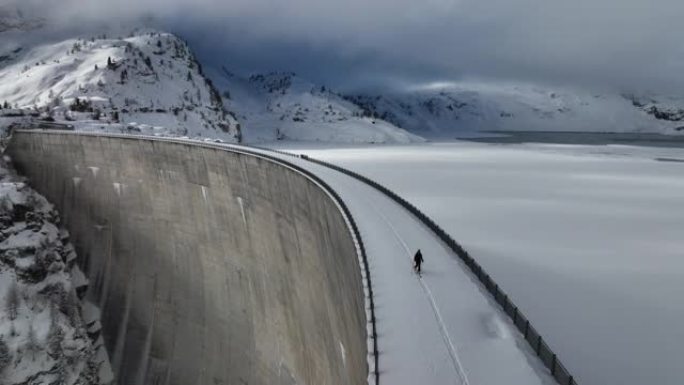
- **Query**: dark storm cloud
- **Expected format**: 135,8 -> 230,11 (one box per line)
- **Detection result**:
8,0 -> 684,92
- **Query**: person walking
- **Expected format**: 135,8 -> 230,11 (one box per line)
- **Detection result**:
413,249 -> 424,274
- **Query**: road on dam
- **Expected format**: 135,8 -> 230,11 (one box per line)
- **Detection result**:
8,131 -> 555,385
240,146 -> 556,385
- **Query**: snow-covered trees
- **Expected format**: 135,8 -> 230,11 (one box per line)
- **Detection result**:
70,98 -> 93,113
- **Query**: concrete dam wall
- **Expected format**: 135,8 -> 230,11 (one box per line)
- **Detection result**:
7,131 -> 367,385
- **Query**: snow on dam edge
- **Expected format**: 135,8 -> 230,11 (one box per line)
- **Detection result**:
6,131 -> 368,385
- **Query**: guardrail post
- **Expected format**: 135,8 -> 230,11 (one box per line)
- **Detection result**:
536,335 -> 543,355
524,320 -> 530,338
513,306 -> 518,323
551,354 -> 557,375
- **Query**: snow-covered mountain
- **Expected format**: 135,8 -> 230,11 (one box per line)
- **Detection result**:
346,82 -> 684,138
2,25 -> 683,144
624,93 -> 684,127
212,69 -> 422,143
0,30 -> 241,141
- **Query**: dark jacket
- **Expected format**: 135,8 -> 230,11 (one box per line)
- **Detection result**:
414,250 -> 423,264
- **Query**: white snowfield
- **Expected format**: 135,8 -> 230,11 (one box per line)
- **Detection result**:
240,146 -> 556,385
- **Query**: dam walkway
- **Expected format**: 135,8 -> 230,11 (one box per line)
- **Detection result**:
242,146 -> 555,385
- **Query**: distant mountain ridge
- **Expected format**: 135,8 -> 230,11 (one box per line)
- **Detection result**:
345,83 -> 684,138
2,24 -> 683,143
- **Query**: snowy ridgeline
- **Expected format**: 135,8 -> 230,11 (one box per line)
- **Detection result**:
0,157 -> 112,384
0,30 -> 240,141
346,83 -> 684,138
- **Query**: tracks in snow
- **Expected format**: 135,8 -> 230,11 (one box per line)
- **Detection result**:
363,193 -> 471,385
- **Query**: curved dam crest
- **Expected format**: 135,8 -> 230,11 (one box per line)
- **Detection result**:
7,131 -> 367,385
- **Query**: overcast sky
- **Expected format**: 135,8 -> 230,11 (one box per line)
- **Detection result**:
9,0 -> 684,93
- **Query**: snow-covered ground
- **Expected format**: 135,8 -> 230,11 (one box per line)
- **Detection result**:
0,152 -> 112,384
273,140 -> 684,385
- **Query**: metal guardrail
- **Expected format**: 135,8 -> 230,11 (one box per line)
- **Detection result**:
8,120 -> 75,131
11,130 -> 380,385
254,145 -> 578,385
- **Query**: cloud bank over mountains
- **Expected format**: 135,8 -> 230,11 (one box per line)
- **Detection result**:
4,0 -> 684,93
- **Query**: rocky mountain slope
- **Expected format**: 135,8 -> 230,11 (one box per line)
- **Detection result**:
0,30 -> 241,141
0,154 -> 112,385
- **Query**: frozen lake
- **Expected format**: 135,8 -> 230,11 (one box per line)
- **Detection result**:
461,130 -> 684,148
274,138 -> 684,385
